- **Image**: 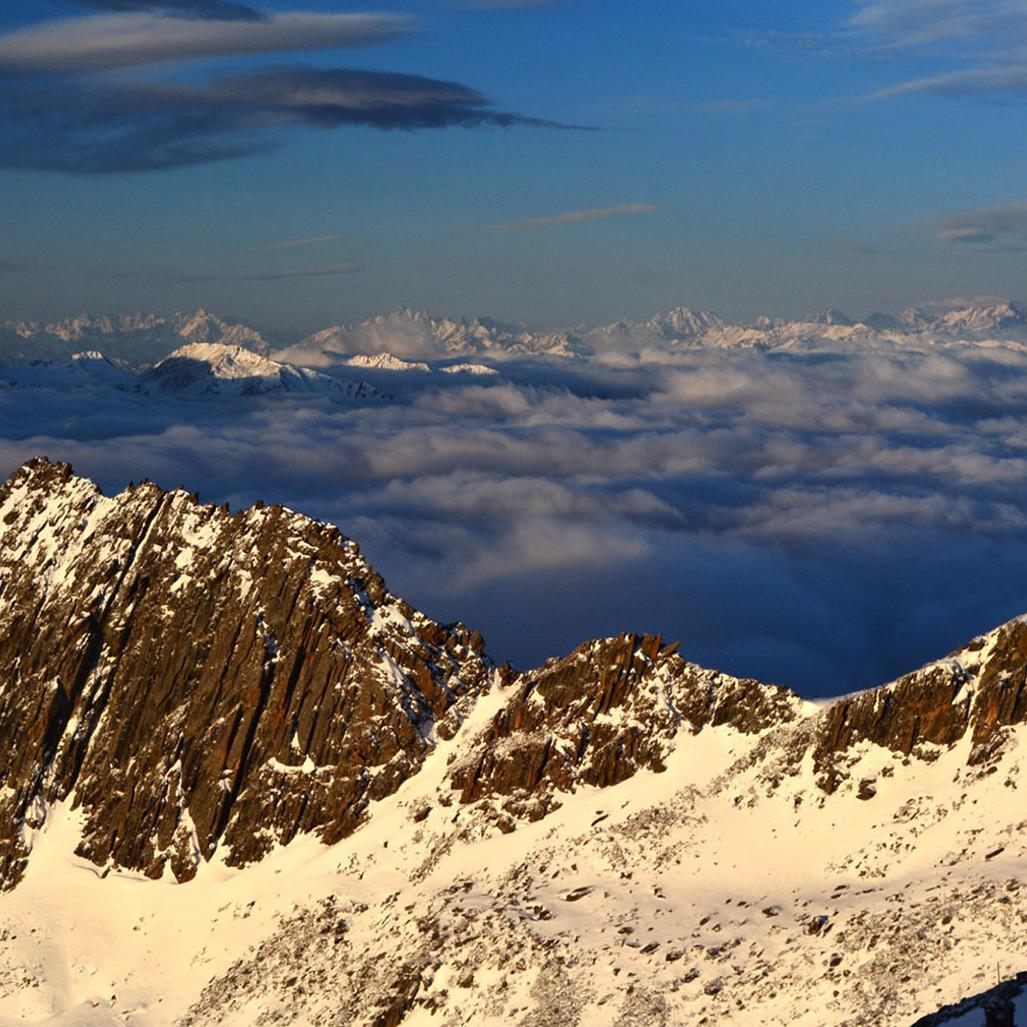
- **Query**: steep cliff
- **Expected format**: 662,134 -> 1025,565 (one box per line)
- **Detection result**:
0,458 -> 491,889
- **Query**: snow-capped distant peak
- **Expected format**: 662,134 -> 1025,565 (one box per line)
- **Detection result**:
864,311 -> 903,333
143,343 -> 380,399
158,342 -> 281,380
811,308 -> 854,327
933,300 -> 1027,336
649,306 -> 726,337
440,362 -> 500,376
345,353 -> 431,372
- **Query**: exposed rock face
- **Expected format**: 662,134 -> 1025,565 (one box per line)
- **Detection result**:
0,458 -> 490,889
5,458 -> 1027,896
814,619 -> 1027,790
449,633 -> 807,823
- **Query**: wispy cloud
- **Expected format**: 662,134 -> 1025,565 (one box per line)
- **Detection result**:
93,261 -> 364,281
852,0 -> 1027,101
844,242 -> 893,257
484,203 -> 658,233
0,12 -> 413,73
175,262 -> 365,282
250,234 -> 347,252
204,66 -> 578,131
850,0 -> 1027,47
617,96 -> 772,116
929,201 -> 1027,245
874,65 -> 1027,100
70,0 -> 265,21
460,0 -> 565,9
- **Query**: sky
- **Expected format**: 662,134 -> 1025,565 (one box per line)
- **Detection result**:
2,0 -> 1027,331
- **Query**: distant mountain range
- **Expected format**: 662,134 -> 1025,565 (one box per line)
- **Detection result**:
0,310 -> 275,365
7,300 -> 1027,367
0,344 -> 383,401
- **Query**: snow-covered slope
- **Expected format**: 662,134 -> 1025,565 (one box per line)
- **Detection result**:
1,634 -> 1025,1026
1,461 -> 1026,1026
0,351 -> 134,389
344,353 -> 431,373
140,343 -> 379,398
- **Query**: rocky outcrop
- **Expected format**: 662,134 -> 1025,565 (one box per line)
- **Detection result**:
450,617 -> 1027,825
0,458 -> 491,889
449,633 -> 807,824
813,619 -> 1027,790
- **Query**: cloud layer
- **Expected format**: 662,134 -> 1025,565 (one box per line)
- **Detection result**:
5,340 -> 1027,697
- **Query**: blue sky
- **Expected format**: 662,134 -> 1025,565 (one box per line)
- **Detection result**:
2,0 -> 1027,330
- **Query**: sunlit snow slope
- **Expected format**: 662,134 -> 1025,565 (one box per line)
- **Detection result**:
0,461 -> 1025,1027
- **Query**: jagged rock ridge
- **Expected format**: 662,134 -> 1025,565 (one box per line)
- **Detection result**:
450,633 -> 805,829
0,458 -> 491,889
5,460 -> 1027,894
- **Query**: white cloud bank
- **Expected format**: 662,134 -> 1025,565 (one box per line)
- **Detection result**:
3,342 -> 1027,695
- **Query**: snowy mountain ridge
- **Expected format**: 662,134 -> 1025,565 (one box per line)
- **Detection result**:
1,310 -> 275,365
0,343 -> 383,401
141,342 -> 379,397
0,460 -> 1026,1025
10,298 -> 1027,369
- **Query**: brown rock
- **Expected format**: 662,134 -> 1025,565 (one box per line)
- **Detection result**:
0,459 -> 491,889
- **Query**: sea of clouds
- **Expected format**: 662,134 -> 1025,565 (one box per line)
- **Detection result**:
4,343 -> 1027,696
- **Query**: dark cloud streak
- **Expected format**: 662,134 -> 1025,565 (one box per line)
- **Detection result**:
929,202 -> 1027,246
172,262 -> 365,282
0,65 -> 584,174
70,0 -> 265,21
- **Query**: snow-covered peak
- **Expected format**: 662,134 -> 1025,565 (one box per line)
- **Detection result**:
932,300 -> 1027,336
176,310 -> 273,354
144,343 -> 379,398
345,353 -> 431,372
865,311 -> 903,332
0,350 -> 133,389
644,306 -> 726,339
158,342 -> 282,380
440,362 -> 500,376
